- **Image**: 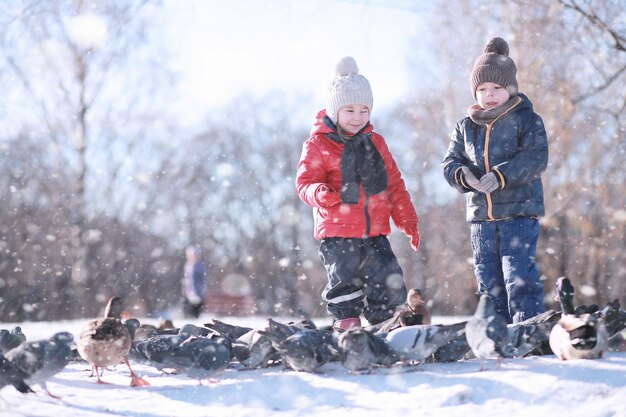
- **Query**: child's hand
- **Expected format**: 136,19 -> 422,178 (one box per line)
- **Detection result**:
477,172 -> 499,193
461,166 -> 480,189
410,230 -> 420,251
315,185 -> 342,208
401,222 -> 420,251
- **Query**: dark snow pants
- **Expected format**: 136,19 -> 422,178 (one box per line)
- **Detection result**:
318,235 -> 407,325
470,217 -> 544,324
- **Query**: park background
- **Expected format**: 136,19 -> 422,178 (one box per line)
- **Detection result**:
0,0 -> 624,323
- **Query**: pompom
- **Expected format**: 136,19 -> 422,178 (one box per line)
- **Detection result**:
335,56 -> 359,77
483,37 -> 509,56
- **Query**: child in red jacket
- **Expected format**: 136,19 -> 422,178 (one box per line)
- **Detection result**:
296,56 -> 420,331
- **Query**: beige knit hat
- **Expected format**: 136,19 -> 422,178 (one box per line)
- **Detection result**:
470,37 -> 518,99
325,56 -> 373,124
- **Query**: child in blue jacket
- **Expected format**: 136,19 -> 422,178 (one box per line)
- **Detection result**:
442,37 -> 549,324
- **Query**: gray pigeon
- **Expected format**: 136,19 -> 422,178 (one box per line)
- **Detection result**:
133,324 -> 210,371
5,332 -> 75,398
0,326 -> 27,354
125,318 -> 161,364
204,319 -> 253,340
506,309 -> 562,357
230,318 -> 318,369
338,328 -> 398,372
598,300 -> 626,352
265,318 -> 308,338
594,299 -> 626,339
157,335 -> 231,383
465,294 -> 511,369
0,352 -> 34,394
231,328 -> 279,369
608,329 -> 626,352
385,321 -> 467,363
430,322 -> 471,362
259,319 -> 340,373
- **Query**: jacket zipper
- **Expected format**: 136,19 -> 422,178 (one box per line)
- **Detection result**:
363,194 -> 371,238
483,97 -> 522,221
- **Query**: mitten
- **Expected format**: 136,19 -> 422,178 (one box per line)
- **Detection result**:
461,166 -> 480,189
410,230 -> 420,252
477,172 -> 499,193
401,222 -> 420,252
315,185 -> 342,208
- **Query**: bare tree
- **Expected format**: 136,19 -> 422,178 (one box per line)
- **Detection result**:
0,1 -> 174,318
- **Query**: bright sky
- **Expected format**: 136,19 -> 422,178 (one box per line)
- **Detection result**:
162,0 -> 430,123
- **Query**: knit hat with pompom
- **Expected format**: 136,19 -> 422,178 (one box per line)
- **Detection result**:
325,56 -> 373,124
470,37 -> 518,99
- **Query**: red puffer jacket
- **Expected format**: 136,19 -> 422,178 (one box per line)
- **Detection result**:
296,110 -> 418,240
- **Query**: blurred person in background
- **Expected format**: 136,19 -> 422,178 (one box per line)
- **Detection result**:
182,245 -> 208,318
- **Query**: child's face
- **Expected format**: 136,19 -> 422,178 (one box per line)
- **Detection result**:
337,104 -> 370,134
476,82 -> 510,110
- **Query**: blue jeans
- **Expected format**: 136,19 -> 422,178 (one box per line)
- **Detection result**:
318,236 -> 406,325
470,217 -> 544,323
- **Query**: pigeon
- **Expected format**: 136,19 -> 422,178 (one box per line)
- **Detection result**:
574,304 -> 599,316
385,321 -> 467,363
430,325 -> 471,362
124,318 -> 152,365
259,319 -> 339,372
338,328 -> 398,372
133,324 -> 211,372
265,318 -> 315,338
204,319 -> 254,340
506,309 -> 562,357
366,288 -> 431,334
229,328 -> 279,369
594,299 -> 626,339
549,277 -> 609,360
0,352 -> 34,394
77,296 -> 149,386
4,332 -> 74,398
228,318 -> 319,369
608,329 -> 626,352
0,326 -> 27,354
155,335 -> 231,383
132,321 -> 180,345
465,294 -> 511,369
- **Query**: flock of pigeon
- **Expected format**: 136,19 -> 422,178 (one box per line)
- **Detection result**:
1,278 -> 625,397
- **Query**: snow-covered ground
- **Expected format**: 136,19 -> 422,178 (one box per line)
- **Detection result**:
1,315 -> 625,417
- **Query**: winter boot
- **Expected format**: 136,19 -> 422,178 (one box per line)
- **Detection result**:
333,317 -> 361,331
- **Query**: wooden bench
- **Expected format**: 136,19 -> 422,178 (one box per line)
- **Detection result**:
202,292 -> 256,316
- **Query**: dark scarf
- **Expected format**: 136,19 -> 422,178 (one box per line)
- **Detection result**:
324,116 -> 388,204
467,95 -> 521,125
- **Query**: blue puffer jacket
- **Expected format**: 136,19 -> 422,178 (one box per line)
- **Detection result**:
442,94 -> 548,222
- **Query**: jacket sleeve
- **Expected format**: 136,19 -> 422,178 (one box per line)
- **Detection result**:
192,262 -> 208,297
296,139 -> 327,208
375,135 -> 418,229
442,121 -> 474,194
491,112 -> 548,188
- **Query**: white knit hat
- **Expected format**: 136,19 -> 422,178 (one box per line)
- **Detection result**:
325,56 -> 373,124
